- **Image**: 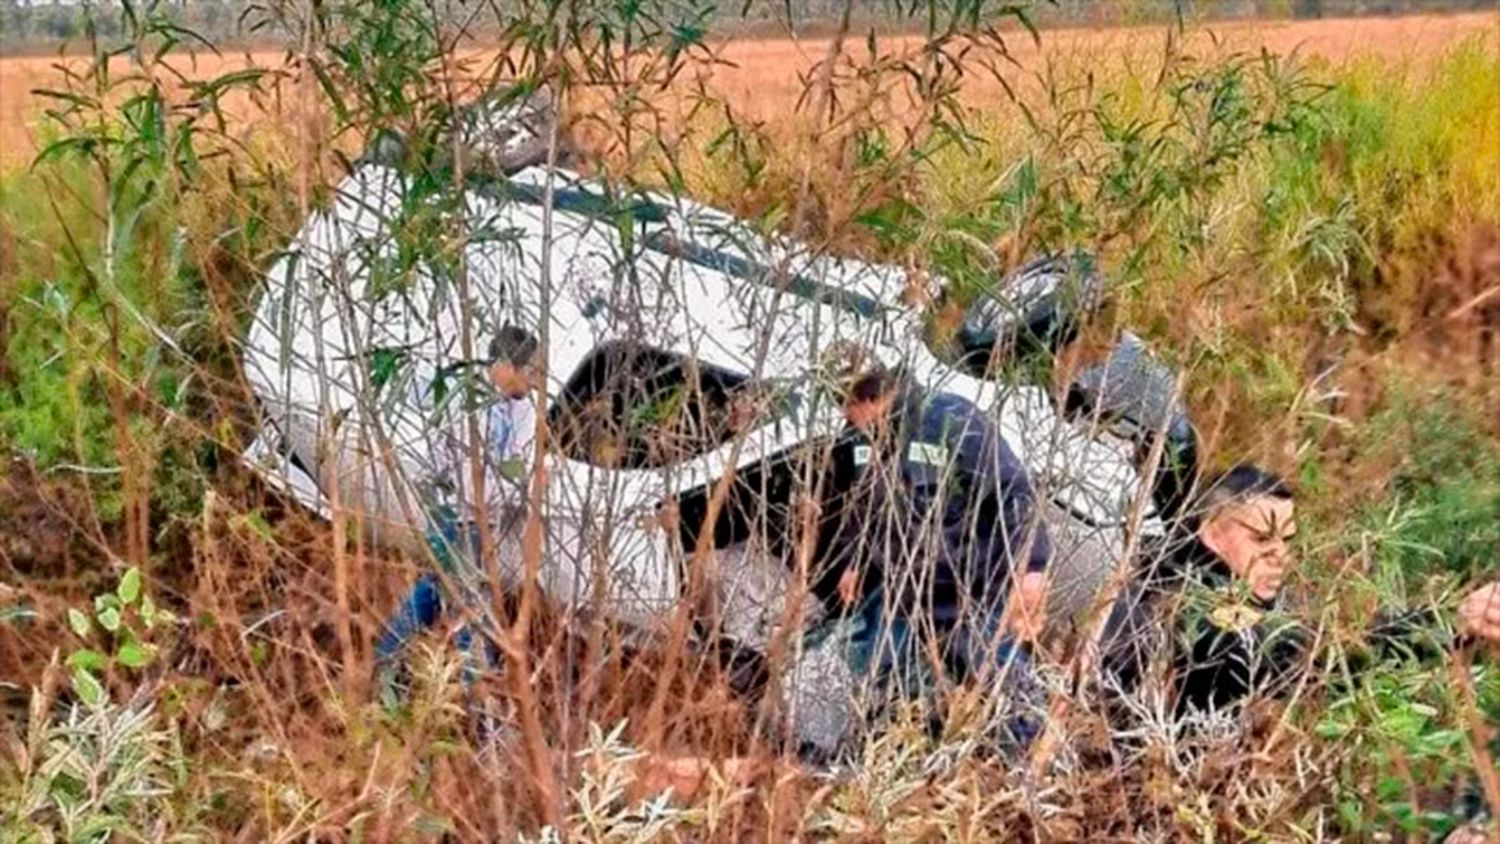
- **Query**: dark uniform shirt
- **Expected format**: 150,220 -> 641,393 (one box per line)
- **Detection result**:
1100,530 -> 1453,716
817,388 -> 1052,621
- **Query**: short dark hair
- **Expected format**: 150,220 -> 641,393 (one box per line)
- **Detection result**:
489,325 -> 539,367
1195,464 -> 1293,517
843,366 -> 903,405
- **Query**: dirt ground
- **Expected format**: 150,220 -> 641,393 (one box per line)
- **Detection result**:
0,11 -> 1495,167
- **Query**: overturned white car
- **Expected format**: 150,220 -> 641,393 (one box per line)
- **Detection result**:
239,92 -> 1196,646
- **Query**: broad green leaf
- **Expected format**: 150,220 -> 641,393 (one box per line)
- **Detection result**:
73,667 -> 105,707
116,641 -> 154,669
98,607 -> 122,633
118,567 -> 142,605
68,608 -> 92,638
67,649 -> 108,672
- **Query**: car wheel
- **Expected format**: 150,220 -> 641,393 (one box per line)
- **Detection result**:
956,250 -> 1106,374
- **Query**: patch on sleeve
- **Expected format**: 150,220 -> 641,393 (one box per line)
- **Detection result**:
1208,602 -> 1264,633
853,444 -> 872,468
906,441 -> 951,468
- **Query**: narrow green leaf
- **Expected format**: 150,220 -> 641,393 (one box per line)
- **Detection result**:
33,136 -> 102,167
368,347 -> 408,391
191,68 -> 268,100
141,594 -> 158,629
29,88 -> 101,110
309,60 -> 350,124
1006,4 -> 1040,47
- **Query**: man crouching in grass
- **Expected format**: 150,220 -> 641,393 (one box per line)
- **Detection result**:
373,326 -> 541,718
1101,465 -> 1500,715
633,365 -> 1056,796
1092,463 -> 1500,839
769,365 -> 1054,764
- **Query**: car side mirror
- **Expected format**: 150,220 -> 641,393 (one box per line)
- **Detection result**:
1065,332 -> 1199,519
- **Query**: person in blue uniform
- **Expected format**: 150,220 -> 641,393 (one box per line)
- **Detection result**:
785,365 -> 1054,760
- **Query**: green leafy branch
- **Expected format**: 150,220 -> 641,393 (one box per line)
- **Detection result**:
63,567 -> 175,708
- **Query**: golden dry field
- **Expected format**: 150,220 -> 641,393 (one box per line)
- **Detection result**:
2,11 -> 1495,166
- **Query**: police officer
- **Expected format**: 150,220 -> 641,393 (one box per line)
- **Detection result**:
1095,466 -> 1305,714
1101,464 -> 1500,715
822,366 -> 1052,635
780,365 -> 1053,760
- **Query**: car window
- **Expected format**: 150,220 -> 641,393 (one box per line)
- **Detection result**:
550,341 -> 783,470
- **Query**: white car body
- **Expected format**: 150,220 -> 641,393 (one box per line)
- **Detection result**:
241,160 -> 1158,637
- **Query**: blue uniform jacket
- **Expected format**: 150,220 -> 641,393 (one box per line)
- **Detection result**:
828,389 -> 1052,619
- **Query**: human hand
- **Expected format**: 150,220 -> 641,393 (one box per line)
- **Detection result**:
1007,571 -> 1048,642
727,391 -> 763,434
1458,582 -> 1500,644
837,567 -> 861,608
1442,821 -> 1494,844
637,498 -> 680,536
634,754 -> 766,801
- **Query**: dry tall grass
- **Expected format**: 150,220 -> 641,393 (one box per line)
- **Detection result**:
2,4 -> 1499,842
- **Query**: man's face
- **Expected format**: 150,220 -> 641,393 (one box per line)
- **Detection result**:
490,357 -> 538,399
843,392 -> 894,435
727,389 -> 767,435
1199,494 -> 1297,601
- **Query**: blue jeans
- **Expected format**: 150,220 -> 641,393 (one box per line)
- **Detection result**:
830,592 -> 1044,751
374,508 -> 500,687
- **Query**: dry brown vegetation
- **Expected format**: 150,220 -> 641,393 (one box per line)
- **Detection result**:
3,4 -> 1500,841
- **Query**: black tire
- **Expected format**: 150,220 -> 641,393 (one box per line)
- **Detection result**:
956,251 -> 1106,373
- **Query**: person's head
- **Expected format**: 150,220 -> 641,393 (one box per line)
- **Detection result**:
488,325 -> 541,399
840,367 -> 902,434
1193,464 -> 1297,599
727,385 -> 770,435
